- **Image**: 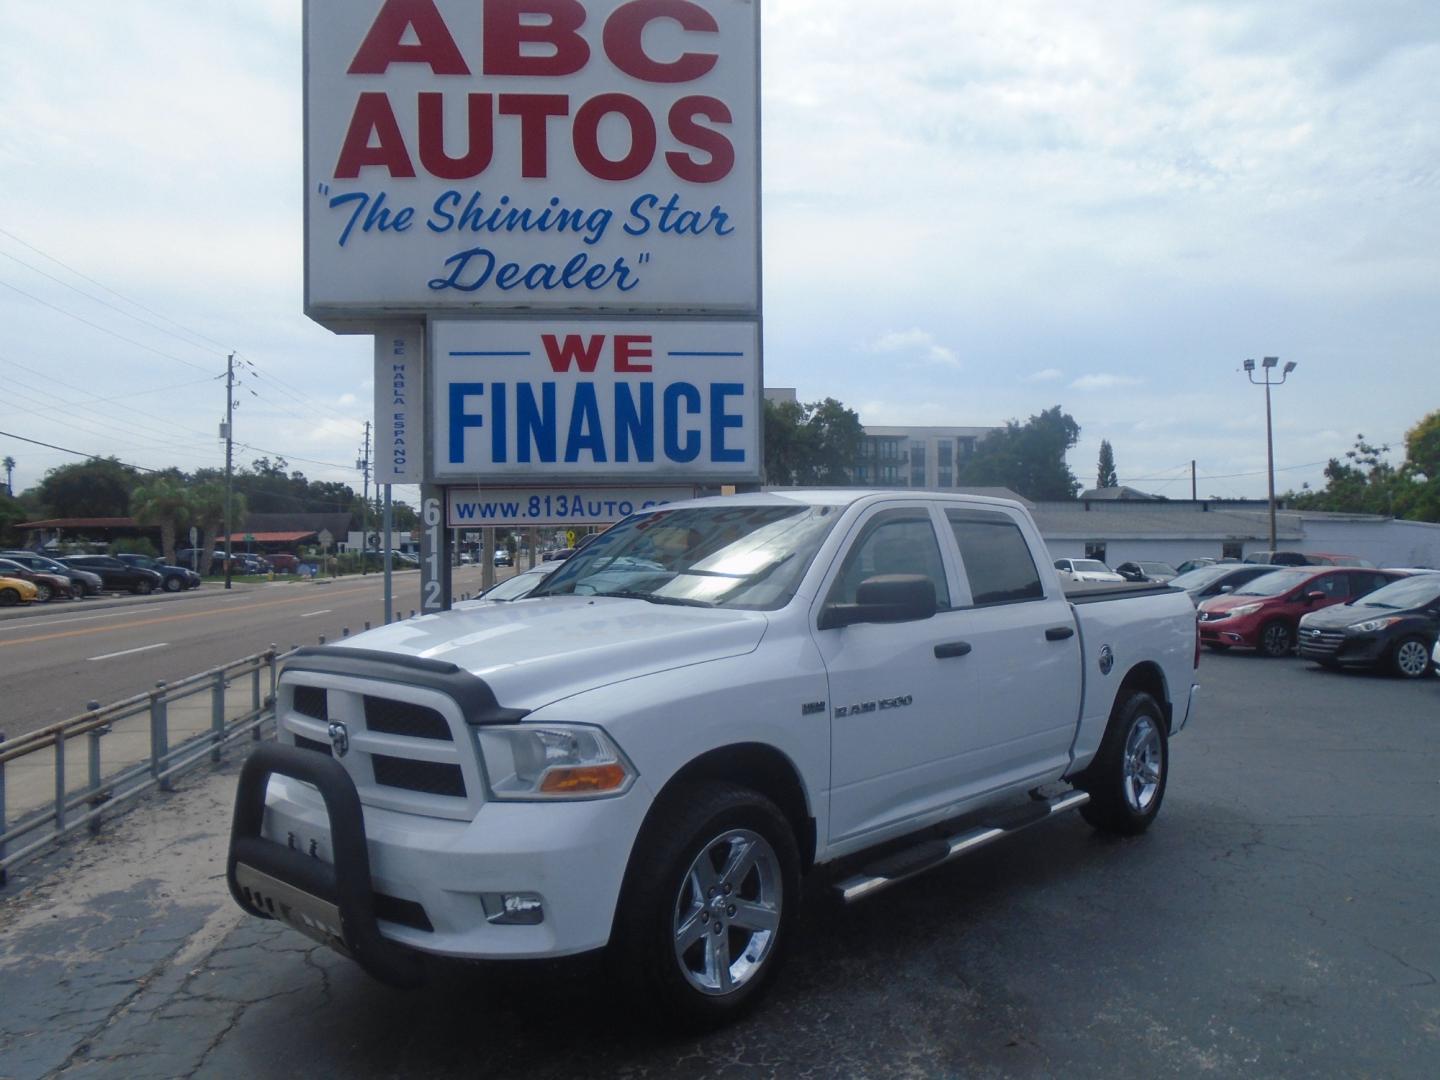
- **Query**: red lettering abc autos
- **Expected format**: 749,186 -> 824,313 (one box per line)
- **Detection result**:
334,0 -> 735,184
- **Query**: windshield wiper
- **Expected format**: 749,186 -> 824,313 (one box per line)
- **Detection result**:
1362,601 -> 1398,609
592,590 -> 714,608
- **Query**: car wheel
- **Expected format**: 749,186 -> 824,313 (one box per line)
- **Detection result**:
163,576 -> 183,592
1204,643 -> 1230,653
611,781 -> 800,1031
133,579 -> 153,595
1079,691 -> 1168,836
0,587 -> 19,607
1391,636 -> 1432,680
1258,620 -> 1294,658
34,582 -> 53,602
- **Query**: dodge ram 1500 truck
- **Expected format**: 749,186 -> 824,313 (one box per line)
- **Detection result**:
228,490 -> 1200,1026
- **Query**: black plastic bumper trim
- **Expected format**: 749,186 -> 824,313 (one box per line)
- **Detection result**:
283,646 -> 529,727
226,742 -> 425,987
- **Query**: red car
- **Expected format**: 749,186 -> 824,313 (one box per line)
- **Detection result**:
1197,566 -> 1403,657
0,557 -> 77,602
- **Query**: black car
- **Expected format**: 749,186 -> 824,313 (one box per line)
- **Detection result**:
1169,564 -> 1282,606
1115,560 -> 1178,583
1297,573 -> 1440,678
116,553 -> 202,592
59,555 -> 165,595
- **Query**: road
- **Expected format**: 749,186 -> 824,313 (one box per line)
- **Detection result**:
0,567 -> 499,739
1,649 -> 1437,1077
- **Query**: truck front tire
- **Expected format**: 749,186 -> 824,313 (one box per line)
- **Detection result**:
612,780 -> 800,1030
1078,691 -> 1168,835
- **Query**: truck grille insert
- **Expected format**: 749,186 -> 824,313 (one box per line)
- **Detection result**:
293,685 -> 327,720
372,755 -> 466,798
364,696 -> 452,741
294,734 -> 331,756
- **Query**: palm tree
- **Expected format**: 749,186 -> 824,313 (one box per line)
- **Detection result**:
130,477 -> 193,563
2,456 -> 14,496
190,481 -> 245,575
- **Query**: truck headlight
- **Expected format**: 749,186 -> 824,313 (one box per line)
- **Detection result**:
476,724 -> 636,800
1348,616 -> 1400,633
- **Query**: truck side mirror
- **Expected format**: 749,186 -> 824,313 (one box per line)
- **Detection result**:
819,574 -> 938,630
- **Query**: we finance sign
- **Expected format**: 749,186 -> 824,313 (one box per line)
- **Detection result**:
432,320 -> 759,482
304,0 -> 759,326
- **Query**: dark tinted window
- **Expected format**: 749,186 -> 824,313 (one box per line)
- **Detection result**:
829,512 -> 951,608
947,509 -> 1044,606
1311,573 -> 1348,599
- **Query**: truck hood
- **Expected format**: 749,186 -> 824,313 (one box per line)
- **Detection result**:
323,596 -> 769,712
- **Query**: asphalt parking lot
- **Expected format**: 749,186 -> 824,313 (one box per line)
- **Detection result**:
2,649 -> 1437,1079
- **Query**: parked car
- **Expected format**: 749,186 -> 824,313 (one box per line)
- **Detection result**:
0,574 -> 40,606
1244,551 -> 1373,568
1174,558 -> 1218,574
116,553 -> 202,592
1197,567 -> 1403,656
1052,557 -> 1126,583
58,555 -> 164,595
1303,553 -> 1375,567
1297,572 -> 1440,678
1115,561 -> 1178,584
493,548 -> 513,567
1169,564 -> 1281,606
0,550 -> 104,596
267,553 -> 300,573
0,557 -> 77,601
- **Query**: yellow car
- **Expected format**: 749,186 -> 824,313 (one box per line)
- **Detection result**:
0,574 -> 38,606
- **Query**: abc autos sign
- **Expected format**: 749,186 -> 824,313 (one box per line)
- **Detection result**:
304,0 -> 759,323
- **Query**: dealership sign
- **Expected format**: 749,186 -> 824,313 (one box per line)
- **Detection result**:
432,318 -> 759,482
447,484 -> 692,525
304,0 -> 760,326
373,324 -> 424,483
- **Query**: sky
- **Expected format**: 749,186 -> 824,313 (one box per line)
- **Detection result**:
1,0 -> 1437,504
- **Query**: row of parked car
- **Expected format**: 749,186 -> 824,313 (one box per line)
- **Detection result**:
1053,553 -> 1439,680
0,551 -> 202,604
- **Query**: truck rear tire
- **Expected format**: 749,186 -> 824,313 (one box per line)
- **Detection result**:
611,780 -> 800,1031
1078,691 -> 1168,836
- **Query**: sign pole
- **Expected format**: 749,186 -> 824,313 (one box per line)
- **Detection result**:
382,483 -> 393,624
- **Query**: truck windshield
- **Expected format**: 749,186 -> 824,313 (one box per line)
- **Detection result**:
530,503 -> 843,610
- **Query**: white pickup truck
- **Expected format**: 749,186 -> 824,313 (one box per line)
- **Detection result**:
228,490 -> 1199,1026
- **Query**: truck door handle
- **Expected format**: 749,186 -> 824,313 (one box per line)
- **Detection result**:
934,641 -> 973,659
1045,626 -> 1075,641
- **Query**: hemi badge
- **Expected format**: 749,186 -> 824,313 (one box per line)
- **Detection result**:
801,701 -> 826,716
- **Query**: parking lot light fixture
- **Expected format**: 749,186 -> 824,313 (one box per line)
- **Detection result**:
1244,356 -> 1298,554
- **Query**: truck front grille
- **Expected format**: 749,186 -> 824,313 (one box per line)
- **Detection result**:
372,755 -> 467,798
364,696 -> 452,741
293,685 -> 328,719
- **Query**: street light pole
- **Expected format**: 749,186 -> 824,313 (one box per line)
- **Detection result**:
1244,356 -> 1297,553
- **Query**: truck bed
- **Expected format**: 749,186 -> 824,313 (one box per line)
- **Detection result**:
1063,580 -> 1180,603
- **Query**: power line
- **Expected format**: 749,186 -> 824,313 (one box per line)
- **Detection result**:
0,225 -> 233,354
0,428 -> 161,472
0,277 -> 217,374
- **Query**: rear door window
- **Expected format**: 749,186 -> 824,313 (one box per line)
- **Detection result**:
946,509 -> 1044,606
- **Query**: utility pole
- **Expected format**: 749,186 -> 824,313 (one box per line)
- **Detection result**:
223,352 -> 235,591
1191,460 -> 1197,501
1243,357 -> 1298,553
357,422 -> 372,575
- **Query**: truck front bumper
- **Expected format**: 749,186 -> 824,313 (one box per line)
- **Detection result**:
228,743 -> 653,976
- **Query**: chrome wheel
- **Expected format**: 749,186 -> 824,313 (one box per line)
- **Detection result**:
1395,639 -> 1430,679
34,583 -> 52,602
672,828 -> 782,996
1260,621 -> 1292,657
1122,716 -> 1163,813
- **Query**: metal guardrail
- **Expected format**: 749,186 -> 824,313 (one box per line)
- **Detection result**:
0,645 -> 293,886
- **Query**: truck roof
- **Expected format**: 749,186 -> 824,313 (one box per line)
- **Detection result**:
666,489 -> 1029,512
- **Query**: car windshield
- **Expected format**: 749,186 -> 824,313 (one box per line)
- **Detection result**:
1349,575 -> 1440,610
1234,569 -> 1313,597
530,502 -> 843,610
1138,562 -> 1175,575
1171,566 -> 1232,590
1073,560 -> 1110,573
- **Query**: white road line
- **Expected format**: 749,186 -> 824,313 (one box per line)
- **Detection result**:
0,609 -> 136,634
299,609 -> 332,618
88,642 -> 169,662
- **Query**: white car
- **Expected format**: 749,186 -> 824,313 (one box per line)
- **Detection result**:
1053,557 -> 1127,583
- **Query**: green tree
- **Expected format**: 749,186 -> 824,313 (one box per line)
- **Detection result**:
957,405 -> 1082,500
130,476 -> 193,563
0,490 -> 25,546
190,481 -> 246,575
37,457 -> 139,517
1096,440 -> 1118,488
764,397 -> 865,486
1283,434 -> 1418,518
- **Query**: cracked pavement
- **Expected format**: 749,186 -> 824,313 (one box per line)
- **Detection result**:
1,652 -> 1437,1078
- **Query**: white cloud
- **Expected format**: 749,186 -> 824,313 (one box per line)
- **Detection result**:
1071,373 -> 1145,390
1025,368 -> 1064,383
865,328 -> 961,368
338,393 -> 357,406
